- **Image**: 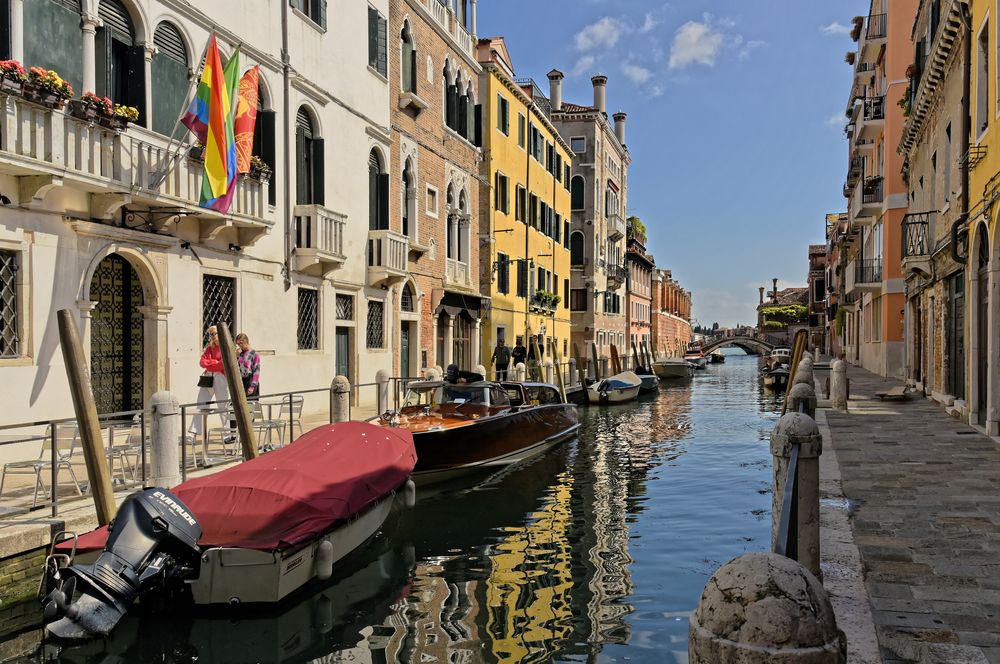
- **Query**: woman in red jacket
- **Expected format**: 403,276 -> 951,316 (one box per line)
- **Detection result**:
188,325 -> 231,440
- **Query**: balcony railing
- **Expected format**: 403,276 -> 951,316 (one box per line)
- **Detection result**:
293,204 -> 346,276
855,258 -> 883,284
428,0 -> 474,55
863,96 -> 885,122
606,263 -> 627,289
862,176 -> 883,205
855,62 -> 876,76
367,229 -> 409,287
866,13 -> 887,40
902,213 -> 931,258
607,213 -> 626,241
445,258 -> 472,288
847,155 -> 863,184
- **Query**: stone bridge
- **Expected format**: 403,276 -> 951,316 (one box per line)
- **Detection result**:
701,335 -> 775,356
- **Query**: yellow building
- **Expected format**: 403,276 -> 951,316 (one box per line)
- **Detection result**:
476,37 -> 573,372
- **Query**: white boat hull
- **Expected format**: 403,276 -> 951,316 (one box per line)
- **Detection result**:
587,384 -> 641,403
685,357 -> 708,369
653,361 -> 691,379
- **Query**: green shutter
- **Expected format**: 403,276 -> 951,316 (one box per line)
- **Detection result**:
377,13 -> 387,76
368,7 -> 377,69
312,138 -> 325,206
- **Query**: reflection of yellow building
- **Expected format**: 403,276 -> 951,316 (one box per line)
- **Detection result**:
477,37 -> 572,363
486,473 -> 575,662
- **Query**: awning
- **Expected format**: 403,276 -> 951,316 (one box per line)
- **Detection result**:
435,292 -> 484,319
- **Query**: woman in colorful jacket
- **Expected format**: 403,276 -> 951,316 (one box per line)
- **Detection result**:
236,333 -> 261,399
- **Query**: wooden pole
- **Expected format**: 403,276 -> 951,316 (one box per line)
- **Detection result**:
610,344 -> 622,375
551,343 -> 568,403
782,329 -> 809,415
590,342 -> 601,380
57,309 -> 116,525
217,324 -> 258,459
574,342 -> 590,404
631,340 -> 641,371
529,335 -> 544,382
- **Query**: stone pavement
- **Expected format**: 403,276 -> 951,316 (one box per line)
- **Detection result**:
825,364 -> 1000,664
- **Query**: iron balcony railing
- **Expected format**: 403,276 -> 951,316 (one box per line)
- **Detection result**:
863,96 -> 885,122
855,61 -> 876,76
855,258 -> 883,284
866,13 -> 887,40
902,212 -> 933,258
847,155 -> 863,184
862,176 -> 883,205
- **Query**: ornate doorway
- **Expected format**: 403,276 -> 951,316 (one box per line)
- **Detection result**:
89,254 -> 144,415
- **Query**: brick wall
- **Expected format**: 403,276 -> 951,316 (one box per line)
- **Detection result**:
0,546 -> 45,610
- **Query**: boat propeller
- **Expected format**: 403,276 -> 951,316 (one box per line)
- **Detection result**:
42,576 -> 76,621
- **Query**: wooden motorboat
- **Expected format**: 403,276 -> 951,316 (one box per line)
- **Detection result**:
44,422 -> 416,639
763,366 -> 789,390
375,380 -> 579,485
770,348 -> 792,365
710,350 -> 726,364
684,344 -> 708,369
586,371 -> 642,404
637,373 -> 659,392
653,359 -> 693,379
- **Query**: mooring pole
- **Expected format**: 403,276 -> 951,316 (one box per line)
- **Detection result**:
57,309 -> 116,525
217,325 -> 258,460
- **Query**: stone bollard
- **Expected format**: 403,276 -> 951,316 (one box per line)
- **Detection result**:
689,552 -> 845,663
793,359 -> 814,389
814,348 -> 821,362
543,360 -> 554,384
771,412 -> 823,577
788,382 -> 817,419
830,360 -> 848,411
150,390 -> 181,488
514,362 -> 526,382
331,375 -> 351,423
474,364 -> 487,380
375,369 -> 390,414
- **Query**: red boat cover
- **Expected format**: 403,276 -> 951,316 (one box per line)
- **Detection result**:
62,422 -> 415,553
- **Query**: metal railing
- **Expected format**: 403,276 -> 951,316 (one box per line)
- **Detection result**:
862,176 -> 883,205
863,96 -> 885,122
855,257 -> 883,284
866,13 -> 887,40
774,401 -> 806,558
902,212 -> 932,258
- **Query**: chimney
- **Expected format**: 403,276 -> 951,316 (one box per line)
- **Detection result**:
547,69 -> 564,112
771,278 -> 779,302
758,287 -> 765,305
613,111 -> 626,144
591,74 -> 607,114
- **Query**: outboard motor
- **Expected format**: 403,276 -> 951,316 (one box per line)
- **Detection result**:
43,488 -> 202,639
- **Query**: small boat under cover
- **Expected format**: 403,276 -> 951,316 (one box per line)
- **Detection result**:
44,422 -> 416,640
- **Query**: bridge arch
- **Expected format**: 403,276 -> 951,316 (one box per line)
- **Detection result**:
701,336 -> 775,356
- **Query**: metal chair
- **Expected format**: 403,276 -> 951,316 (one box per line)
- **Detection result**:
107,415 -> 147,484
251,401 -> 284,451
276,395 -> 304,445
207,411 -> 240,457
0,423 -> 84,508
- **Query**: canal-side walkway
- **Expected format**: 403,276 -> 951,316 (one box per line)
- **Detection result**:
825,364 -> 1000,664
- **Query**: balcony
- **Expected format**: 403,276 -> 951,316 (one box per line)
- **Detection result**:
840,290 -> 859,312
293,205 -> 346,276
0,94 -> 272,244
855,61 -> 876,85
852,176 -> 883,223
367,229 -> 409,287
902,212 -> 933,277
429,0 -> 475,57
859,13 -> 887,64
607,212 -> 625,241
847,155 -> 863,186
854,258 -> 883,292
445,258 -> 474,291
606,263 -> 627,290
857,96 -> 885,141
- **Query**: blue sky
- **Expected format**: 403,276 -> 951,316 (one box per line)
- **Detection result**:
477,1 -> 858,327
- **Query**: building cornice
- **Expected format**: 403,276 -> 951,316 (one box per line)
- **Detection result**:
480,63 -> 572,155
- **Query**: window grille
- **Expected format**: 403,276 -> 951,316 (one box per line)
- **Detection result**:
401,285 -> 414,312
0,251 -> 19,358
336,294 -> 354,320
367,300 -> 385,349
298,288 -> 319,350
202,275 -> 235,341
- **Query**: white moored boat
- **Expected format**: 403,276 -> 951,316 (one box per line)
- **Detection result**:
586,371 -> 642,404
653,359 -> 693,379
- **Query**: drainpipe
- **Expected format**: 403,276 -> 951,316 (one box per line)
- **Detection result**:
281,0 -> 292,290
952,2 -> 972,264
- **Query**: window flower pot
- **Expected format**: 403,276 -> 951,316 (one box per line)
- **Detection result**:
67,99 -> 97,122
97,115 -> 127,131
0,75 -> 23,96
188,144 -> 206,162
248,167 -> 271,184
21,82 -> 61,109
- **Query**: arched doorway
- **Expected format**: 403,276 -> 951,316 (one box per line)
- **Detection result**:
89,254 -> 144,415
977,225 -> 989,425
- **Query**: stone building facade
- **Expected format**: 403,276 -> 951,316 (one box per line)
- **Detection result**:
625,226 -> 653,356
650,269 -> 691,358
807,244 -> 828,352
388,0 -> 483,376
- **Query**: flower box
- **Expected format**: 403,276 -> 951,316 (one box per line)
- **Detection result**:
21,82 -> 63,109
188,144 -> 206,162
97,114 -> 127,131
248,166 -> 271,184
0,75 -> 23,96
67,99 -> 97,122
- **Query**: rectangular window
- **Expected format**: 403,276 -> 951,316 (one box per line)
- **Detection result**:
336,293 -> 354,320
978,19 -> 989,136
517,113 -> 525,148
555,153 -> 563,181
570,288 -> 588,311
563,279 -> 570,305
516,259 -> 528,297
294,0 -> 326,27
366,300 -> 385,349
515,186 -> 526,221
497,94 -> 509,135
368,6 -> 387,77
426,185 -> 438,217
564,165 -> 571,191
546,143 -> 554,173
563,220 -> 570,248
944,122 -> 952,204
872,297 -> 882,342
529,193 -> 538,226
497,253 -> 510,294
297,288 -> 319,350
0,250 -> 19,358
202,274 -> 236,341
570,137 -> 586,154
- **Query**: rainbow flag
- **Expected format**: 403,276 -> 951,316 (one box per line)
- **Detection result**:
180,34 -> 218,142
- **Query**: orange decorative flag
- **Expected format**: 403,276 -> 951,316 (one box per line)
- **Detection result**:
234,66 -> 260,174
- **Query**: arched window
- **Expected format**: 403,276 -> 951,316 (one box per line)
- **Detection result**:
457,190 -> 468,262
251,84 -> 277,206
97,0 -> 145,123
446,186 -> 455,259
401,159 -> 415,238
295,107 -> 324,205
401,283 -> 415,313
457,74 -> 469,138
401,22 -> 416,94
369,149 -> 388,230
24,0 -> 83,95
571,175 -> 585,210
152,21 -> 188,137
444,64 -> 458,131
570,231 -> 585,265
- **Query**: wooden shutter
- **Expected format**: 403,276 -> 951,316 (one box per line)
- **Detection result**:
377,13 -> 387,76
474,103 -> 482,147
368,7 -> 378,69
319,0 -> 328,30
493,172 -> 499,210
99,0 -> 133,43
446,85 -> 457,129
260,110 -> 277,206
127,45 -> 146,125
458,95 -> 468,137
378,173 -> 390,230
312,138 -> 325,206
295,126 -> 308,204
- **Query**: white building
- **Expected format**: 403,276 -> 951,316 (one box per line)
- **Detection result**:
0,0 -> 396,422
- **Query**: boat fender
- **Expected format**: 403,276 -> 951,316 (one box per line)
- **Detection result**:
403,479 -> 416,508
315,540 -> 335,581
315,595 -> 333,633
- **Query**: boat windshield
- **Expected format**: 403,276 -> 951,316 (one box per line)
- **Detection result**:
523,385 -> 561,405
402,386 -> 438,408
440,384 -> 489,405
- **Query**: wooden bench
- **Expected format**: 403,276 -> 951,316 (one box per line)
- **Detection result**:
875,386 -> 910,401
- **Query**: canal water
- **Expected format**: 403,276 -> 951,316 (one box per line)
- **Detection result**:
9,353 -> 782,663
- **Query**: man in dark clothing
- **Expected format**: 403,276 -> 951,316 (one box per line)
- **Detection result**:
511,338 -> 527,368
445,364 -> 484,384
490,338 -> 512,380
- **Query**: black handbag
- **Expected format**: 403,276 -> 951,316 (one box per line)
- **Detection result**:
198,373 -> 214,388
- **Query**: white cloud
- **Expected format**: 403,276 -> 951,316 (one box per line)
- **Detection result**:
820,21 -> 851,36
622,62 -> 653,84
571,55 -> 596,77
648,83 -> 665,98
640,12 -> 659,34
827,112 -> 846,128
738,39 -> 767,60
574,17 -> 626,52
669,19 -> 725,69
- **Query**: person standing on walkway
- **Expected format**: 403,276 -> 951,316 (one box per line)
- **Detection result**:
512,338 -> 527,371
490,338 -> 511,380
236,333 -> 261,400
188,325 -> 230,439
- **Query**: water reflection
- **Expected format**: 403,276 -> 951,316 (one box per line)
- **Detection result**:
7,355 -> 777,664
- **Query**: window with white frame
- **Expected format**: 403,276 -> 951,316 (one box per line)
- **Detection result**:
0,250 -> 19,358
570,137 -> 586,154
495,172 -> 509,214
426,185 -> 438,217
497,93 -> 509,135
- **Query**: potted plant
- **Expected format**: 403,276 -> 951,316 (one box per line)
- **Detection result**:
23,67 -> 72,109
98,103 -> 138,130
845,52 -> 855,66
0,60 -> 26,95
68,91 -> 111,122
188,140 -> 206,162
248,155 -> 272,183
